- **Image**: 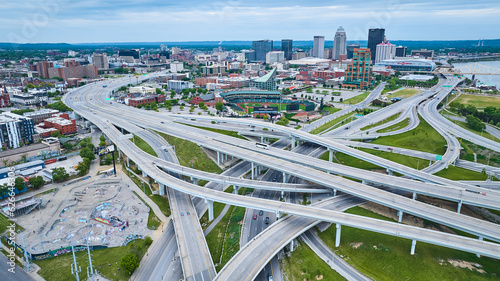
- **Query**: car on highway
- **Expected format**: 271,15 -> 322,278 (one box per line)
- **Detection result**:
181,213 -> 184,216
272,177 -> 277,182
259,210 -> 263,216
253,214 -> 257,220
265,217 -> 269,224
344,126 -> 349,130
187,212 -> 190,216
268,274 -> 273,281
161,121 -> 164,124
373,147 -> 379,149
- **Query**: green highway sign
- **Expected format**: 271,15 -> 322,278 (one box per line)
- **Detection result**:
442,85 -> 452,87
435,155 -> 443,161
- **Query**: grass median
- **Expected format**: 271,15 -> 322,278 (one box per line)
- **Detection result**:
370,114 -> 447,155
132,134 -> 158,157
361,112 -> 401,131
376,118 -> 410,133
156,131 -> 222,173
310,112 -> 355,135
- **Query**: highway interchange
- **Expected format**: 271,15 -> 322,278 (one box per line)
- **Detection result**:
62,72 -> 500,280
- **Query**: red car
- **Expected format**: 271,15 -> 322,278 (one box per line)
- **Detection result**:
253,214 -> 257,220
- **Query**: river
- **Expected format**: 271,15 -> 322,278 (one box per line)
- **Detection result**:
452,60 -> 500,88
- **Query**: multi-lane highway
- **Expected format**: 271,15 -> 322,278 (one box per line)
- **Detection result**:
63,72 -> 500,281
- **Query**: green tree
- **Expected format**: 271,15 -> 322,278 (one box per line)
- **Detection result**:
144,236 -> 153,247
14,177 -> 25,191
121,253 -> 139,274
29,176 -> 45,189
99,135 -> 106,147
155,88 -> 162,95
51,131 -> 61,138
199,102 -> 205,108
80,147 -> 96,161
63,142 -> 73,151
137,104 -> 143,109
52,167 -> 69,182
215,102 -> 223,111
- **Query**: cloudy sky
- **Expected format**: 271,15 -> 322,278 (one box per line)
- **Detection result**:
2,0 -> 500,43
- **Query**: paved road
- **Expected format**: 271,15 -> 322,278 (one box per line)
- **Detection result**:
64,73 -> 500,280
0,253 -> 34,281
301,82 -> 386,133
136,129 -> 216,281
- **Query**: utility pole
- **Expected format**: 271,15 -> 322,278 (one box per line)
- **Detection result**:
86,235 -> 96,281
70,236 -> 81,281
21,233 -> 30,272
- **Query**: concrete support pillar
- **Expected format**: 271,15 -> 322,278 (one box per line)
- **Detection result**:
361,180 -> 366,185
261,136 -> 264,143
224,153 -> 227,162
291,135 -> 296,149
217,151 -> 220,166
158,183 -> 165,196
386,169 -> 394,176
142,170 -> 147,178
234,186 -> 239,195
290,239 -> 294,252
477,236 -> 483,258
276,210 -> 281,220
126,157 -> 130,167
282,172 -> 289,183
281,190 -> 284,199
251,162 -> 255,180
335,224 -> 341,247
410,239 -> 417,255
333,189 -> 337,197
329,148 -> 333,163
397,210 -> 403,223
193,178 -> 198,185
205,199 -> 214,221
412,192 -> 417,200
457,200 -> 463,214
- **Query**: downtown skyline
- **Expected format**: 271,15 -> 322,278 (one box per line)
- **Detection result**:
2,0 -> 500,44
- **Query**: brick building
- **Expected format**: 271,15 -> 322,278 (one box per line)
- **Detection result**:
343,48 -> 372,89
47,60 -> 98,81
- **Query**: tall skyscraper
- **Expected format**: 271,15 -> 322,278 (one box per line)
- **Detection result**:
367,28 -> 385,61
252,40 -> 273,62
333,26 -> 347,60
395,46 -> 407,57
347,43 -> 360,59
281,39 -> 293,60
312,36 -> 325,58
375,38 -> 396,63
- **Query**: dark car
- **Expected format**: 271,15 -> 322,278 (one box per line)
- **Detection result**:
265,217 -> 270,224
373,147 -> 379,149
259,210 -> 263,216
